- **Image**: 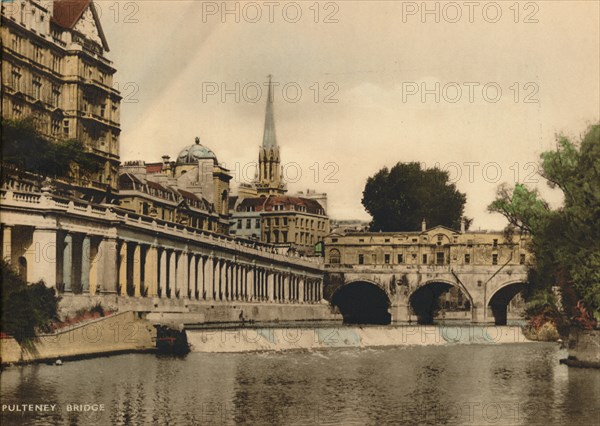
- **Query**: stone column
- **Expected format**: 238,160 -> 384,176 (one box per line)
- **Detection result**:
159,249 -> 167,298
189,254 -> 197,299
145,245 -> 158,297
81,236 -> 91,293
132,244 -> 142,297
283,274 -> 290,302
29,228 -> 57,288
99,237 -> 118,294
176,251 -> 188,299
267,271 -> 274,302
63,233 -> 73,292
88,239 -> 99,294
247,266 -> 254,301
220,259 -> 227,301
196,255 -> 204,300
118,241 -> 128,296
299,277 -> 305,303
205,256 -> 214,301
2,225 -> 12,264
168,250 -> 177,299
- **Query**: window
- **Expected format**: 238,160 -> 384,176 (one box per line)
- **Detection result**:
237,220 -> 242,229
464,254 -> 471,264
12,34 -> 22,53
492,254 -> 498,265
283,217 -> 288,226
358,254 -> 364,265
436,252 -> 444,265
33,44 -> 43,64
51,84 -> 60,106
422,254 -> 428,264
11,66 -> 22,90
329,249 -> 341,264
384,254 -> 390,264
493,239 -> 498,247
384,238 -> 390,243
32,75 -> 42,99
331,238 -> 338,243
246,219 -> 251,229
397,254 -> 404,263
359,238 -> 364,243
520,254 -> 526,265
12,102 -> 23,118
63,119 -> 69,137
274,218 -> 279,226
100,104 -> 106,117
412,238 -> 418,243
51,118 -> 60,135
255,219 -> 260,228
51,53 -> 61,72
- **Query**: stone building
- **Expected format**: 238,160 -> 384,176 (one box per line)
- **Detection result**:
119,137 -> 232,235
1,0 -> 121,196
324,220 -> 529,269
229,77 -> 330,254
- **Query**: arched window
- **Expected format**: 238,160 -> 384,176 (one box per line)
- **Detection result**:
329,249 -> 341,264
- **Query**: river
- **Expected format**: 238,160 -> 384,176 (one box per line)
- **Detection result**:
1,328 -> 598,425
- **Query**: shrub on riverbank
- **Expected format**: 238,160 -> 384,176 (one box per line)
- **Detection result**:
523,322 -> 560,341
0,260 -> 59,344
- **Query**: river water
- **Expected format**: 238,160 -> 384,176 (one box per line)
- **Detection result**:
1,329 -> 599,425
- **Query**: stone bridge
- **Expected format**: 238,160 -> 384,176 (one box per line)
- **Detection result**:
323,226 -> 530,325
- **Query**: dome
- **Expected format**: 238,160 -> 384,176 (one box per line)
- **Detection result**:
176,137 -> 217,164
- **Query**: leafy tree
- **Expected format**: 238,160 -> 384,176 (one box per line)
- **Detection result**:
488,123 -> 600,326
1,118 -> 102,179
362,162 -> 470,232
0,260 -> 60,343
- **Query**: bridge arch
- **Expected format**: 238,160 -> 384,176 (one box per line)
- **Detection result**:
487,280 -> 527,325
409,279 -> 473,325
331,279 -> 391,325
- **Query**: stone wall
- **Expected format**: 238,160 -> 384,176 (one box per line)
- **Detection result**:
564,328 -> 600,368
1,311 -> 155,365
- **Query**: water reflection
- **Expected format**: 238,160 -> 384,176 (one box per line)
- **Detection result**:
1,344 -> 599,425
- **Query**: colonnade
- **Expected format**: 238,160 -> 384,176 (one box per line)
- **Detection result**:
0,225 -> 324,304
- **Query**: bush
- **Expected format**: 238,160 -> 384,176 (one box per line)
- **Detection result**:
0,260 -> 59,343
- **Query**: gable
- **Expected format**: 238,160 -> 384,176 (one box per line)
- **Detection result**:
53,1 -> 109,51
73,6 -> 102,46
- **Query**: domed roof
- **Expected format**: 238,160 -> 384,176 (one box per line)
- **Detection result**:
176,137 -> 217,164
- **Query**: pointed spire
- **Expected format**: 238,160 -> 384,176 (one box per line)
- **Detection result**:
262,75 -> 278,149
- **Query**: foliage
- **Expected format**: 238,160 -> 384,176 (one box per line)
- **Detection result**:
488,123 -> 600,327
362,162 -> 470,232
1,118 -> 102,179
0,260 -> 59,343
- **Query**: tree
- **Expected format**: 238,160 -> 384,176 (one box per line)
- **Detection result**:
488,123 -> 600,326
361,162 -> 470,232
1,118 -> 102,180
0,260 -> 60,343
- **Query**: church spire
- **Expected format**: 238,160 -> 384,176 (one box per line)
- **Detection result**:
262,75 -> 278,149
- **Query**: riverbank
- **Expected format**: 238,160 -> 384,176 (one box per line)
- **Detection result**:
0,312 -> 155,366
560,328 -> 600,368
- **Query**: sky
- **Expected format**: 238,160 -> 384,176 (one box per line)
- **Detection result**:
97,0 -> 599,229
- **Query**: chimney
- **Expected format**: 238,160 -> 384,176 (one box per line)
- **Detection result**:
460,217 -> 466,233
421,219 -> 427,232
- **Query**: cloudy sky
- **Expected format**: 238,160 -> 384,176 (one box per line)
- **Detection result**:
98,0 -> 599,229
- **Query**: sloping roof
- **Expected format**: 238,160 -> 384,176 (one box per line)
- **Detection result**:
53,0 -> 90,29
228,195 -> 239,211
146,163 -> 163,173
52,0 -> 110,51
236,195 -> 325,215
